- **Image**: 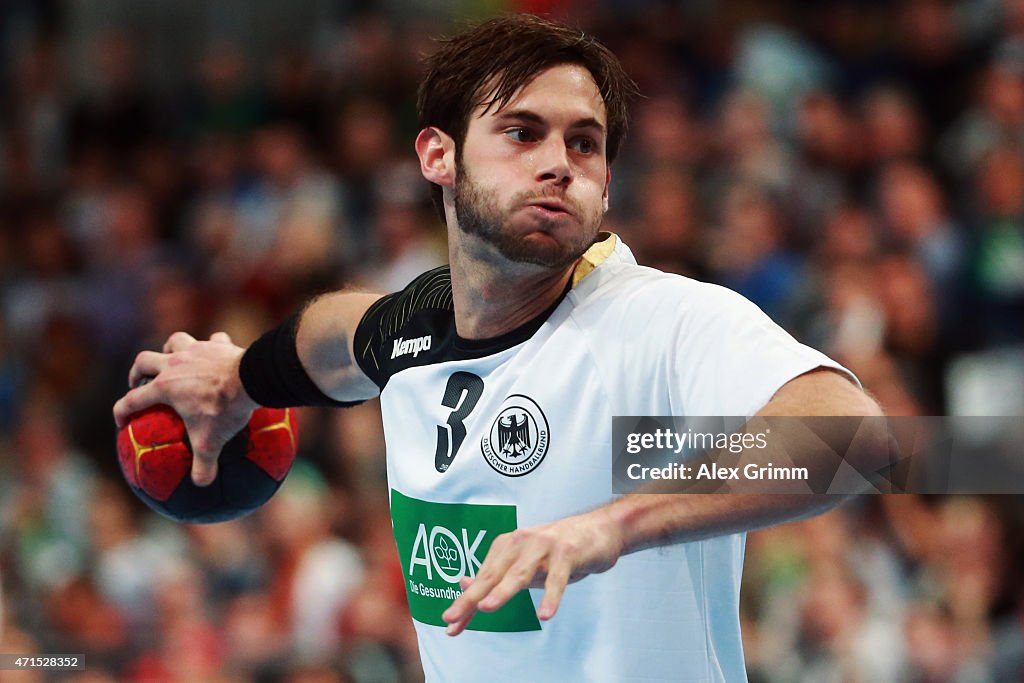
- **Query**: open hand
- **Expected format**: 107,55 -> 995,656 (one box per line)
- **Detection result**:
441,507 -> 625,635
112,331 -> 259,486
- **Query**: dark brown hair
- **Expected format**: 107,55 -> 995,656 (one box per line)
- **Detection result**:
417,14 -> 639,211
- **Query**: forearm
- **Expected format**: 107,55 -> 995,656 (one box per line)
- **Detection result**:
607,492 -> 838,554
293,291 -> 382,402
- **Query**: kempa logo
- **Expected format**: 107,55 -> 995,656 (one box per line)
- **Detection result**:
391,335 -> 432,359
408,522 -> 486,583
482,394 -> 549,477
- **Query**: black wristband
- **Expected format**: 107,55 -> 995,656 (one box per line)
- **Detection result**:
239,312 -> 363,408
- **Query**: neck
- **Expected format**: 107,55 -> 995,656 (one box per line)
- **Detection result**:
448,237 -> 575,340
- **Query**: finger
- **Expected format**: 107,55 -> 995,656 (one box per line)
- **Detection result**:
443,562 -> 507,625
445,611 -> 474,637
443,576 -> 496,635
209,331 -> 233,344
188,433 -> 222,487
477,560 -> 540,613
190,455 -> 219,487
163,331 -> 197,354
128,350 -> 169,389
444,595 -> 483,637
537,558 -> 572,621
113,383 -> 163,428
443,553 -> 519,635
443,591 -> 481,636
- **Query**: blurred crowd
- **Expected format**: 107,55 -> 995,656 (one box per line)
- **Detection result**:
1,0 -> 1023,681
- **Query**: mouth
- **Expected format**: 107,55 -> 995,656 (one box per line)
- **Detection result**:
526,200 -> 573,218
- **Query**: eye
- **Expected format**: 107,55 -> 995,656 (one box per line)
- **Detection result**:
569,136 -> 598,155
504,127 -> 537,143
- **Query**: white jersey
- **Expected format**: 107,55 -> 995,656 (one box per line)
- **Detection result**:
353,234 -> 849,683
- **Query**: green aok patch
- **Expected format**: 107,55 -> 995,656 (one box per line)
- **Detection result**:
390,489 -> 541,632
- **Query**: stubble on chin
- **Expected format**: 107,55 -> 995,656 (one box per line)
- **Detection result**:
452,167 -> 599,270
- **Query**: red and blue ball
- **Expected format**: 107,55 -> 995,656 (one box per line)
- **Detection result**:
116,405 -> 298,523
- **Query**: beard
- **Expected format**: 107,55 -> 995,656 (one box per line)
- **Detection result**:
453,159 -> 601,270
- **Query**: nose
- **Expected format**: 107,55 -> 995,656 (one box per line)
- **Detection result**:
534,137 -> 572,186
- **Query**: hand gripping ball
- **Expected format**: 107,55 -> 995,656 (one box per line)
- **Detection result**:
116,405 -> 298,523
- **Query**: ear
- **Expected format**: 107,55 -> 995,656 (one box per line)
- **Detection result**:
415,127 -> 456,188
603,166 -> 612,213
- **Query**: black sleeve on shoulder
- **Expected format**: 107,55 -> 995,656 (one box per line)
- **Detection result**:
353,266 -> 454,389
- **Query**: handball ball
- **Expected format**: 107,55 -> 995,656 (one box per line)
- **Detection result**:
116,405 -> 298,523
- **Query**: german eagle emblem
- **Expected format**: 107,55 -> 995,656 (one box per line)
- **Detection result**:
497,412 -> 531,459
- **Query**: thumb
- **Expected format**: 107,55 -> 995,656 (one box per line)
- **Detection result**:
189,432 -> 224,487
191,455 -> 219,487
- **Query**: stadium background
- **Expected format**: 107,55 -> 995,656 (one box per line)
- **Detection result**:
1,0 -> 1023,680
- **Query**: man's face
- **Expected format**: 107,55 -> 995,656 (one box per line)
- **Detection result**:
452,64 -> 610,269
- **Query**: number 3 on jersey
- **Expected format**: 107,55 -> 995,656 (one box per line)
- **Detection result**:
434,372 -> 484,473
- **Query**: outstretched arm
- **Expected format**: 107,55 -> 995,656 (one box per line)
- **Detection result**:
112,291 -> 382,485
441,368 -> 885,635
